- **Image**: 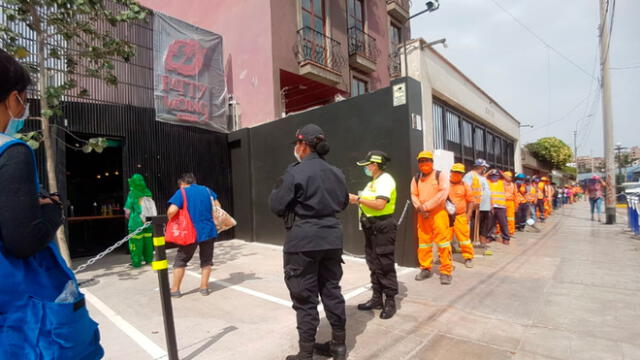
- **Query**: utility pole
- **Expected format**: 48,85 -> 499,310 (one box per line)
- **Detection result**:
573,130 -> 578,168
599,0 -> 616,224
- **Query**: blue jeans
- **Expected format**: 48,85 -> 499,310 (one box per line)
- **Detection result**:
589,197 -> 603,217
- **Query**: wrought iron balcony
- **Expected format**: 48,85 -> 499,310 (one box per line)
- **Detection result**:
293,26 -> 345,85
386,0 -> 411,22
388,50 -> 402,78
348,27 -> 379,73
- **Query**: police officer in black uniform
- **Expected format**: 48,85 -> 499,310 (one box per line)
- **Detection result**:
270,124 -> 349,360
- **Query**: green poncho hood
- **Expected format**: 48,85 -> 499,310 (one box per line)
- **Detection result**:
127,174 -> 152,201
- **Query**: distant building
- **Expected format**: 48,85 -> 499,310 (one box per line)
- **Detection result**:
577,156 -> 605,173
629,146 -> 640,160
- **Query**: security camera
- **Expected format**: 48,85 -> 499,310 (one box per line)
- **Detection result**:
425,1 -> 440,11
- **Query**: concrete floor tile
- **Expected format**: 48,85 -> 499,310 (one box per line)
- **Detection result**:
569,335 -> 623,360
519,327 -> 573,360
410,334 -> 514,360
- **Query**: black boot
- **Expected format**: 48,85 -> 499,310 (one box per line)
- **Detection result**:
380,295 -> 396,320
314,330 -> 347,360
286,341 -> 314,360
357,291 -> 383,310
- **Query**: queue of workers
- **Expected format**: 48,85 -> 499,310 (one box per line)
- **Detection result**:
271,123 -> 584,360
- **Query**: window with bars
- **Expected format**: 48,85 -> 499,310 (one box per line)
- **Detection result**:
462,120 -> 473,148
433,103 -> 444,149
474,127 -> 484,152
486,133 -> 494,155
445,110 -> 460,143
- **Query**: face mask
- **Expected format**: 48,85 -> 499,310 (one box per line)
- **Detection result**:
5,95 -> 29,136
293,146 -> 301,162
489,176 -> 499,182
419,162 -> 433,174
450,173 -> 462,183
364,167 -> 373,177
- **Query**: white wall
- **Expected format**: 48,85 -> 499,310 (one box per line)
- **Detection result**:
403,39 -> 522,172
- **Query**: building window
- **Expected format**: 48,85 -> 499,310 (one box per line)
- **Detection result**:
351,76 -> 368,97
474,127 -> 484,152
445,110 -> 460,143
347,0 -> 364,31
389,23 -> 401,51
301,0 -> 325,34
433,103 -> 444,149
462,120 -> 473,148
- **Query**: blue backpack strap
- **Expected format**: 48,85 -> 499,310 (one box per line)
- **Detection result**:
0,133 -> 40,192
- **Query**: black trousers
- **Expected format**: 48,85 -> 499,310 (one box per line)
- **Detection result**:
283,249 -> 346,343
536,199 -> 546,221
488,207 -> 510,241
516,203 -> 529,230
362,217 -> 399,297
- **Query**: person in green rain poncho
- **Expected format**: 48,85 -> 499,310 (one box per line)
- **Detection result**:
124,174 -> 157,267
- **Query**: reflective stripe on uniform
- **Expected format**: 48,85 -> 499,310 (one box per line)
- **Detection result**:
153,236 -> 165,247
438,242 -> 451,248
419,243 -> 433,248
459,240 -> 472,245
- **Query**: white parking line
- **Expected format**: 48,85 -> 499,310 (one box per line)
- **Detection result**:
84,289 -> 167,359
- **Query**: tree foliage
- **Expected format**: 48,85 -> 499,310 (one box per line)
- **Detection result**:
526,137 -> 573,169
0,0 -> 148,119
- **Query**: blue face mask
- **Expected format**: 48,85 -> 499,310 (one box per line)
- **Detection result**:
364,167 -> 373,177
5,95 -> 29,136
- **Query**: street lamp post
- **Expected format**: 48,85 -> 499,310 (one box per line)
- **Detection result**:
402,1 -> 441,78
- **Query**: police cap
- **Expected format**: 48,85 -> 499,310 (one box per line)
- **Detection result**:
357,150 -> 390,166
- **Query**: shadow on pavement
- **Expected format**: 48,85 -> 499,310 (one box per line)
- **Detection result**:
181,326 -> 238,360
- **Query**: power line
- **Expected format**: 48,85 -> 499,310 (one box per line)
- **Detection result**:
523,93 -> 592,134
486,0 -> 597,81
610,65 -> 640,70
602,0 -> 616,65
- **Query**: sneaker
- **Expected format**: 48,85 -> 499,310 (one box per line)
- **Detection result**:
415,269 -> 433,281
170,290 -> 181,298
200,288 -> 211,296
464,259 -> 473,268
440,274 -> 452,285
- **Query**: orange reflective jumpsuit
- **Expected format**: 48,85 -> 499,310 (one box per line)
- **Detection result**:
411,171 -> 451,275
504,181 -> 517,235
544,184 -> 554,217
448,180 -> 474,260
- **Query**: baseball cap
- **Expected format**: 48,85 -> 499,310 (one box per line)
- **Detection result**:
504,171 -> 513,178
451,163 -> 465,173
416,150 -> 433,160
357,150 -> 390,166
293,124 -> 324,144
473,159 -> 488,168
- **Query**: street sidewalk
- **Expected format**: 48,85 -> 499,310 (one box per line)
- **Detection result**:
78,200 -> 640,360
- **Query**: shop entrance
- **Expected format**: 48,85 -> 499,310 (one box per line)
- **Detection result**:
65,133 -> 127,258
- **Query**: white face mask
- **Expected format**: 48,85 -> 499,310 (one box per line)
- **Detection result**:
293,146 -> 301,162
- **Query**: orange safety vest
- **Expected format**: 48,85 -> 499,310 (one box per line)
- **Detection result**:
468,172 -> 483,204
517,184 -> 528,204
489,180 -> 506,208
504,182 -> 516,202
537,182 -> 545,199
526,185 -> 537,203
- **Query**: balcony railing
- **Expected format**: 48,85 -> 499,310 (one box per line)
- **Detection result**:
386,0 -> 411,11
348,27 -> 380,62
294,26 -> 345,74
389,50 -> 402,78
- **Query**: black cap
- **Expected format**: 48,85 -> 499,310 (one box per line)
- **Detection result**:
357,150 -> 390,166
293,124 -> 325,144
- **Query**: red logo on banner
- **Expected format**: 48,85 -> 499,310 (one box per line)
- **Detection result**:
164,39 -> 206,76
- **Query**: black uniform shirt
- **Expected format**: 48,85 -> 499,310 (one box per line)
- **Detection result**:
270,152 -> 349,253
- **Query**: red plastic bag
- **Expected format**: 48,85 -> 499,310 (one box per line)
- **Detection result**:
165,188 -> 196,246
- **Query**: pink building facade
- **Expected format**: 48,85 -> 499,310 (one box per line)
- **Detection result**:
139,0 -> 411,128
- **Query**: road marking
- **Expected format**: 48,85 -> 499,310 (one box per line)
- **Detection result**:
84,289 -> 167,359
186,271 -> 293,307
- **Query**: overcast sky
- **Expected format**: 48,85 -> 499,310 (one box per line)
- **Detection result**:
410,0 -> 639,157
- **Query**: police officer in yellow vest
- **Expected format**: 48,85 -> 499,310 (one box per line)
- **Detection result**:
349,151 -> 398,320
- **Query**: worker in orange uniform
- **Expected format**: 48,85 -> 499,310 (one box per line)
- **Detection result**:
411,151 -> 452,285
514,173 -> 530,231
534,177 -> 546,222
542,177 -> 554,218
448,163 -> 475,268
503,171 -> 517,236
486,170 -> 511,245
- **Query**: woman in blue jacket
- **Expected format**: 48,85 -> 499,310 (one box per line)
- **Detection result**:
0,49 -> 103,359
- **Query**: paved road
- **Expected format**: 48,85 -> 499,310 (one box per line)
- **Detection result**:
78,201 -> 640,359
